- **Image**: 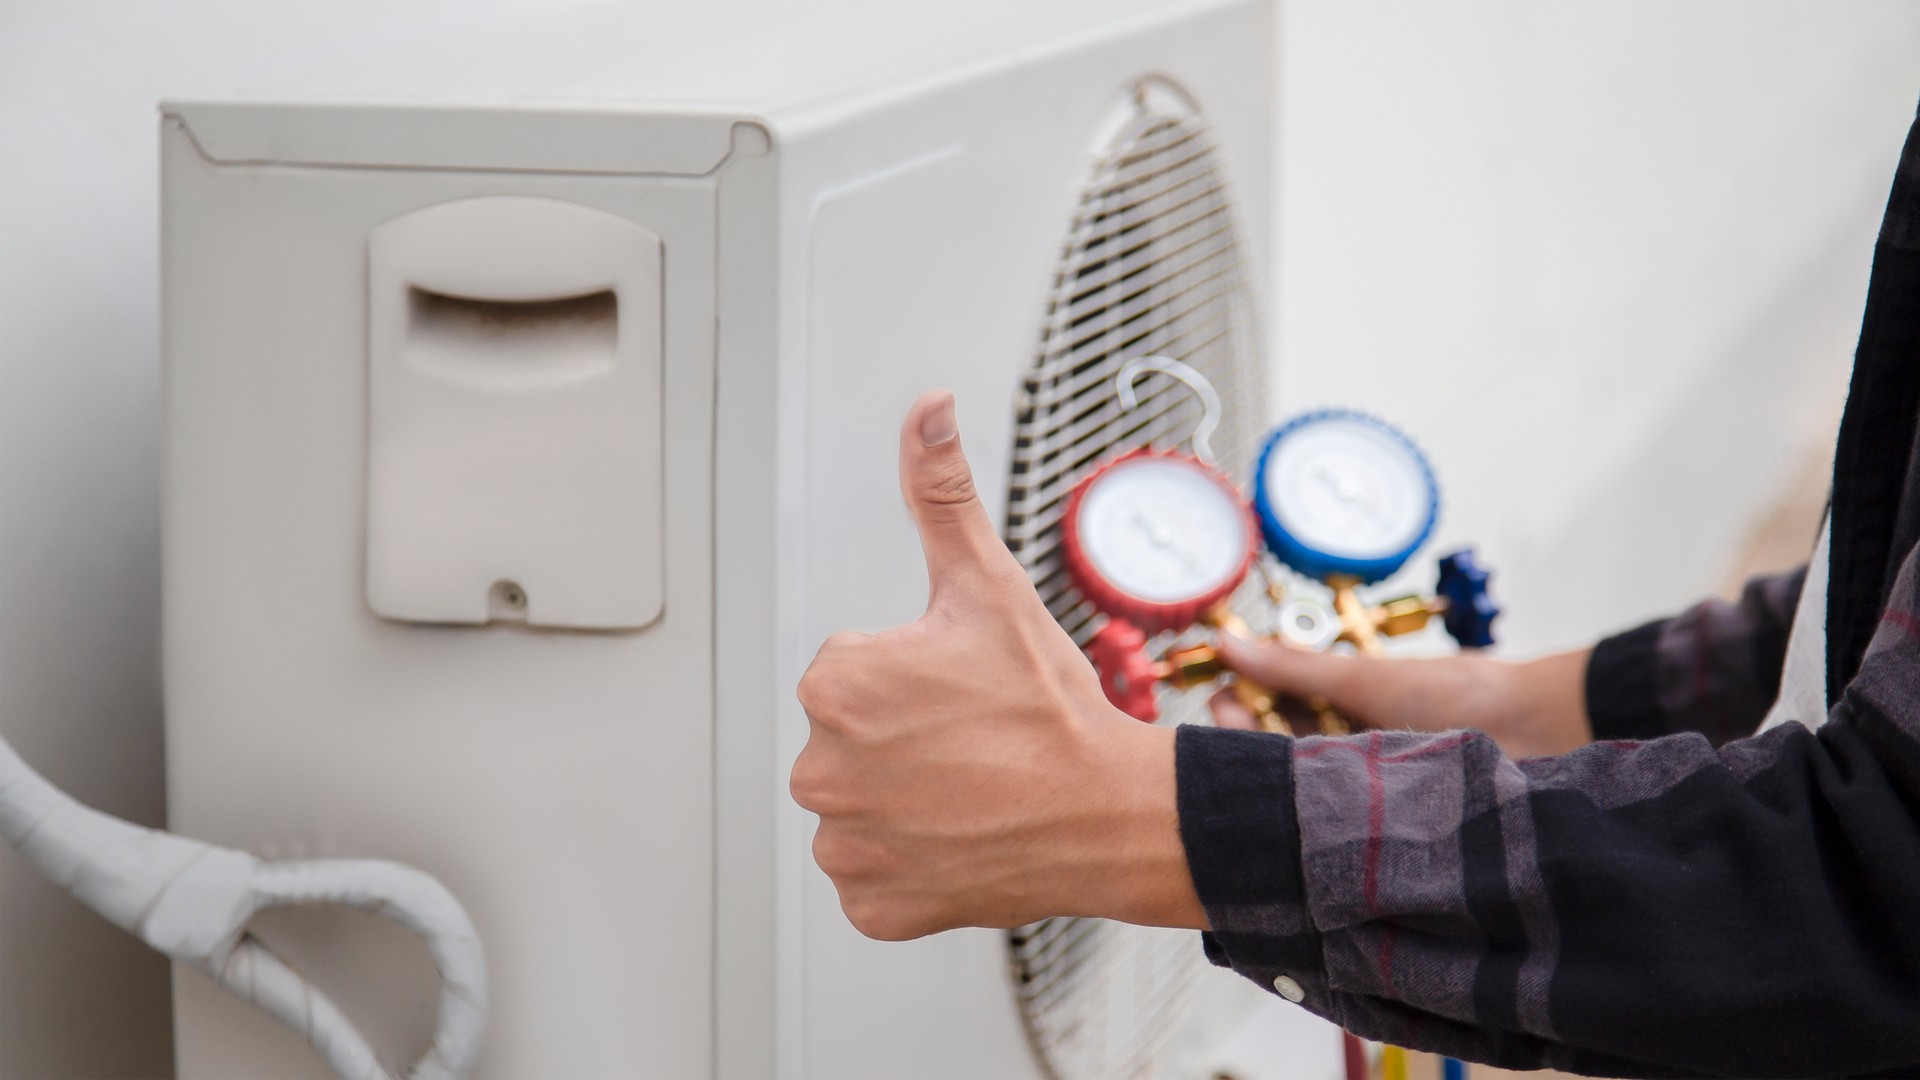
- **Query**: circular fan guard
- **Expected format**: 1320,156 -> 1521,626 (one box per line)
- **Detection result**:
1001,79 -> 1269,1080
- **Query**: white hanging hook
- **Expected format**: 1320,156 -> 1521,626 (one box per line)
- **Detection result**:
1116,355 -> 1223,465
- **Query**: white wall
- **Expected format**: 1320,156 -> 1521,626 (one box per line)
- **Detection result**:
1274,2 -> 1920,651
0,1 -> 1916,1075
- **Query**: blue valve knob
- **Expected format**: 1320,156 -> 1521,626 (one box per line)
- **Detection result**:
1436,548 -> 1498,649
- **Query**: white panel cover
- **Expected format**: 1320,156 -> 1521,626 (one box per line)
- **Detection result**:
366,196 -> 664,629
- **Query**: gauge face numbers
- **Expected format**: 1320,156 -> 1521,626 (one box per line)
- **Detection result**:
1262,416 -> 1436,564
1073,456 -> 1250,605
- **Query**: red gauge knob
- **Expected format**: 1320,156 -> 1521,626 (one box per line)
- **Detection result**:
1062,447 -> 1259,636
1086,619 -> 1161,722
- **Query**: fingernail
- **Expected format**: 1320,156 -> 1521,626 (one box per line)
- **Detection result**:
920,392 -> 958,446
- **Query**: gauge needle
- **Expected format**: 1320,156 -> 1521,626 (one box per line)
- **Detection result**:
1132,511 -> 1202,575
1313,464 -> 1392,528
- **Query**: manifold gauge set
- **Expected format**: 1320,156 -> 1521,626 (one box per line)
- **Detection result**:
1063,357 -> 1499,731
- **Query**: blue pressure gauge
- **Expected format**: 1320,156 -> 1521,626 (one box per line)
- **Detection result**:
1252,410 -> 1440,584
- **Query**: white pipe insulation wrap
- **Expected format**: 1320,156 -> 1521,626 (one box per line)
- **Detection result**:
0,736 -> 487,1079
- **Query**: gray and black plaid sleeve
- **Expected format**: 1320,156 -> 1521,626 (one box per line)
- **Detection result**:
1585,566 -> 1805,747
1178,547 -> 1920,1077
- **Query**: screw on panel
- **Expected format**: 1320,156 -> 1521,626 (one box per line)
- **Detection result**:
488,580 -> 529,623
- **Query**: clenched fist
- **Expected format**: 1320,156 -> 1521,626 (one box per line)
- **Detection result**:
791,390 -> 1205,941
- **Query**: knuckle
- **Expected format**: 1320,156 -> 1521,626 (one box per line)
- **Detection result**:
811,826 -> 877,878
842,896 -> 916,942
790,752 -> 857,817
795,667 -> 826,713
795,665 -> 842,717
810,827 -> 845,874
839,893 -> 875,934
788,754 -> 826,811
920,457 -> 979,509
821,629 -> 870,654
798,632 -> 874,716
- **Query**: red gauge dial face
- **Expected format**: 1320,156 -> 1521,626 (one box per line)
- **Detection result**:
1062,449 -> 1258,635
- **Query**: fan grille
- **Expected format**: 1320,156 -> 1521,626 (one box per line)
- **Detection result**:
1002,82 -> 1268,1080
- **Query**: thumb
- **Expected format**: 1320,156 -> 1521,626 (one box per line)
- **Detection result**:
899,389 -> 1021,605
1215,631 -> 1348,701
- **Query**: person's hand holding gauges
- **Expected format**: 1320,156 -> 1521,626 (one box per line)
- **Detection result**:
1061,359 -> 1501,735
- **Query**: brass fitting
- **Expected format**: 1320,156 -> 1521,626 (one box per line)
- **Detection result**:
1155,642 -> 1225,689
1328,578 -> 1448,655
1375,594 -> 1445,638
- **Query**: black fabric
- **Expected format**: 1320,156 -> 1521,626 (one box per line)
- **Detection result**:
1176,725 -> 1323,987
1586,567 -> 1807,746
1743,576 -> 1798,706
1539,724 -> 1920,1078
1176,725 -> 1306,908
1585,620 -> 1666,741
1827,110 -> 1920,706
1459,790 -> 1526,1034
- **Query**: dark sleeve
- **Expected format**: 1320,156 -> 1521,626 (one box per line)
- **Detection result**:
1585,566 -> 1805,746
1178,545 -> 1920,1078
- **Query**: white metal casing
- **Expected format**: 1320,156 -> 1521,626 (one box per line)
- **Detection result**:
160,2 -> 1293,1075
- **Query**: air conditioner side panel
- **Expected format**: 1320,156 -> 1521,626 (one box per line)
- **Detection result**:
765,2 -> 1276,1077
160,119 -> 723,1078
800,142 -> 1039,1080
764,98 -> 1043,1080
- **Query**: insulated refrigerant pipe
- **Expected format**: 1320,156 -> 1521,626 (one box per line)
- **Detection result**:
0,733 -> 486,1079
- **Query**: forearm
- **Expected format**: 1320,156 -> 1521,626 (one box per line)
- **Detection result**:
1088,649 -> 1585,930
1097,650 -> 1589,931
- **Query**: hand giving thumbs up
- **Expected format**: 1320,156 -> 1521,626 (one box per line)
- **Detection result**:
791,390 -> 1205,940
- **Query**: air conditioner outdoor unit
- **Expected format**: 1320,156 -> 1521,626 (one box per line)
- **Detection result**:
160,1 -> 1332,1076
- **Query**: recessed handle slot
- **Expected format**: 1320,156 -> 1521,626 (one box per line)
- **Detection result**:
406,287 -> 618,390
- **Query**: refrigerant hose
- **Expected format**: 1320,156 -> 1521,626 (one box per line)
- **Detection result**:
0,734 -> 486,1079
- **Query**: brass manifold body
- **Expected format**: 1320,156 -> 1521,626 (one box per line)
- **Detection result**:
1159,577 -> 1453,735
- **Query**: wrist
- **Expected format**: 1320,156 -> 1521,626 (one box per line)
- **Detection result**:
1502,648 -> 1594,756
1068,714 -> 1206,929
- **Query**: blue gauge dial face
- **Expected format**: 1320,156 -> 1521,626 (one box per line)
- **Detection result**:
1254,411 -> 1440,582
1265,419 -> 1430,559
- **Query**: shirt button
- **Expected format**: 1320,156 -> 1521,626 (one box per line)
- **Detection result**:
1272,974 -> 1305,1003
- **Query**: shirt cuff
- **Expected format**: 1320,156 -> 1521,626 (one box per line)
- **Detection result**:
1175,724 -> 1328,1005
1584,618 -> 1668,741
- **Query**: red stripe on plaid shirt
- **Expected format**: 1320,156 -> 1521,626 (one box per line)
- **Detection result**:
1292,729 -> 1477,997
1883,607 -> 1920,639
1364,732 -> 1399,994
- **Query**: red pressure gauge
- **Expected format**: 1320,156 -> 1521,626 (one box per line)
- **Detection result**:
1062,447 -> 1259,720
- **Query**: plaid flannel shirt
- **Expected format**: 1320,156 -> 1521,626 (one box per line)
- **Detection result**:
1176,107 -> 1920,1078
